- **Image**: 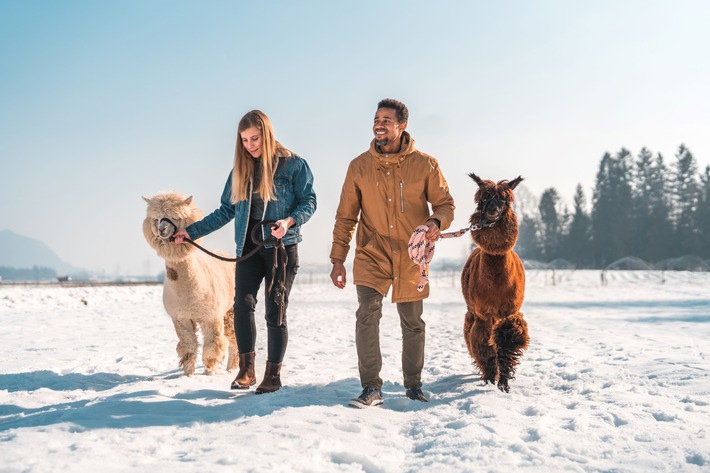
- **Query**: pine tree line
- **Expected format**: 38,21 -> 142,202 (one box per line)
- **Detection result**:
515,145 -> 710,268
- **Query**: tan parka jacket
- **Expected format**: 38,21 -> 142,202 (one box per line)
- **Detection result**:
330,132 -> 455,302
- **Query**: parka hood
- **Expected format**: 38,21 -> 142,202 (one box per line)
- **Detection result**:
368,131 -> 415,162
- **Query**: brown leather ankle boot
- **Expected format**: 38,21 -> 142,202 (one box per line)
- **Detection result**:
255,361 -> 282,394
230,352 -> 256,390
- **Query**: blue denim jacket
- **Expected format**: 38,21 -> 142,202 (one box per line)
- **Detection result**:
186,155 -> 317,257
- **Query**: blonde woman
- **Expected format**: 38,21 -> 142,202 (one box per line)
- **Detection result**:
174,110 -> 317,393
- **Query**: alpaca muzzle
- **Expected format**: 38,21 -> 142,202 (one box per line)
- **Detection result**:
158,218 -> 178,240
480,195 -> 507,226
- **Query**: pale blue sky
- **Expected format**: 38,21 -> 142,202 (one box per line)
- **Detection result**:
1,1 -> 709,275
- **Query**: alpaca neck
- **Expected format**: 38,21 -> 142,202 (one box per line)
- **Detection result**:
481,251 -> 508,263
474,232 -> 516,255
472,213 -> 518,255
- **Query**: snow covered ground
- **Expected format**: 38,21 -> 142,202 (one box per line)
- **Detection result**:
1,270 -> 708,473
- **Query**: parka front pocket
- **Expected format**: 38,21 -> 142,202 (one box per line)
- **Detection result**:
355,232 -> 393,279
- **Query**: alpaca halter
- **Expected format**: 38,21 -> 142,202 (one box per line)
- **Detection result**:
478,195 -> 507,227
158,218 -> 178,240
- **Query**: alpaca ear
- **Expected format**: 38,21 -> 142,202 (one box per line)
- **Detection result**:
508,176 -> 524,190
468,172 -> 484,186
142,195 -> 151,204
184,196 -> 193,205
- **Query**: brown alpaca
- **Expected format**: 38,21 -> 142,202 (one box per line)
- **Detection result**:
461,172 -> 529,392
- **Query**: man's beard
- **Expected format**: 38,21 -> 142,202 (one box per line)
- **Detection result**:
375,138 -> 389,147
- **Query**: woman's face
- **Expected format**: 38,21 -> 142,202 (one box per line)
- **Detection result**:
240,126 -> 263,158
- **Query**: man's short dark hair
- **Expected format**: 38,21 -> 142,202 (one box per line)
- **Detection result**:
377,98 -> 408,124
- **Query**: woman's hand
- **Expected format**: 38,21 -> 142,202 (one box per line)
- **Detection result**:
172,229 -> 190,244
271,217 -> 295,239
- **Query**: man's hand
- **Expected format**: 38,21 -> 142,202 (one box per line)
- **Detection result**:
424,219 -> 441,240
330,261 -> 346,289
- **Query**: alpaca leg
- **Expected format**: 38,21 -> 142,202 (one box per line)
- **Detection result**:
223,307 -> 238,372
492,313 -> 530,393
466,316 -> 498,384
173,318 -> 199,376
463,310 -> 475,359
201,318 -> 228,375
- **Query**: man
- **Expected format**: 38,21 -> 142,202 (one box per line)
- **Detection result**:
330,98 -> 455,408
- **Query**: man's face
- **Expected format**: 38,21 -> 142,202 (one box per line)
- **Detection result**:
373,107 -> 406,148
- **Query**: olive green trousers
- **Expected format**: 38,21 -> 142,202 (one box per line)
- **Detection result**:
355,285 -> 425,390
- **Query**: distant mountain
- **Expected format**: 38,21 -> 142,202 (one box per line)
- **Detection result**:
0,229 -> 82,275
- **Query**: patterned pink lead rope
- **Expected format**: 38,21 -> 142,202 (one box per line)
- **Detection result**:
407,224 -> 479,291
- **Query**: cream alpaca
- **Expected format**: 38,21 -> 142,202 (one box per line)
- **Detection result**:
142,192 -> 238,376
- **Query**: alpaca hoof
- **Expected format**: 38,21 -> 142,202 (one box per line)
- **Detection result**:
180,362 -> 196,377
204,358 -> 219,375
497,380 -> 510,393
481,375 -> 496,386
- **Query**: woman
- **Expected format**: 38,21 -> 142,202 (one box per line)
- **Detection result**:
173,110 -> 317,393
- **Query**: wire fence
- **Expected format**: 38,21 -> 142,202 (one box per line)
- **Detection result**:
3,269 -> 708,289
292,268 -> 710,289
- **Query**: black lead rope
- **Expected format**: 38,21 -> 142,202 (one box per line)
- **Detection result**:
162,218 -> 288,326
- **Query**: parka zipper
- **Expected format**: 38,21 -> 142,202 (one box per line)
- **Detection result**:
399,180 -> 405,213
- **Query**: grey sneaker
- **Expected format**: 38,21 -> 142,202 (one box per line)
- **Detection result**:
349,386 -> 384,408
405,386 -> 429,402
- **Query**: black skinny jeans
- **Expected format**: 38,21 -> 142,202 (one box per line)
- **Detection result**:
233,222 -> 299,363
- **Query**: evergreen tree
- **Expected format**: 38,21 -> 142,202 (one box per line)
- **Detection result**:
632,148 -> 673,262
671,144 -> 701,255
630,148 -> 653,260
591,149 -> 634,267
562,184 -> 592,267
513,185 -> 543,262
591,152 -> 613,267
647,152 -> 674,261
697,166 -> 710,259
517,215 -> 543,262
538,187 -> 563,262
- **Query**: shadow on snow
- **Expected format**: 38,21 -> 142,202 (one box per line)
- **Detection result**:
0,371 -> 489,432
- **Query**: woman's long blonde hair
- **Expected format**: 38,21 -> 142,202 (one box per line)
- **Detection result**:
230,110 -> 292,204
